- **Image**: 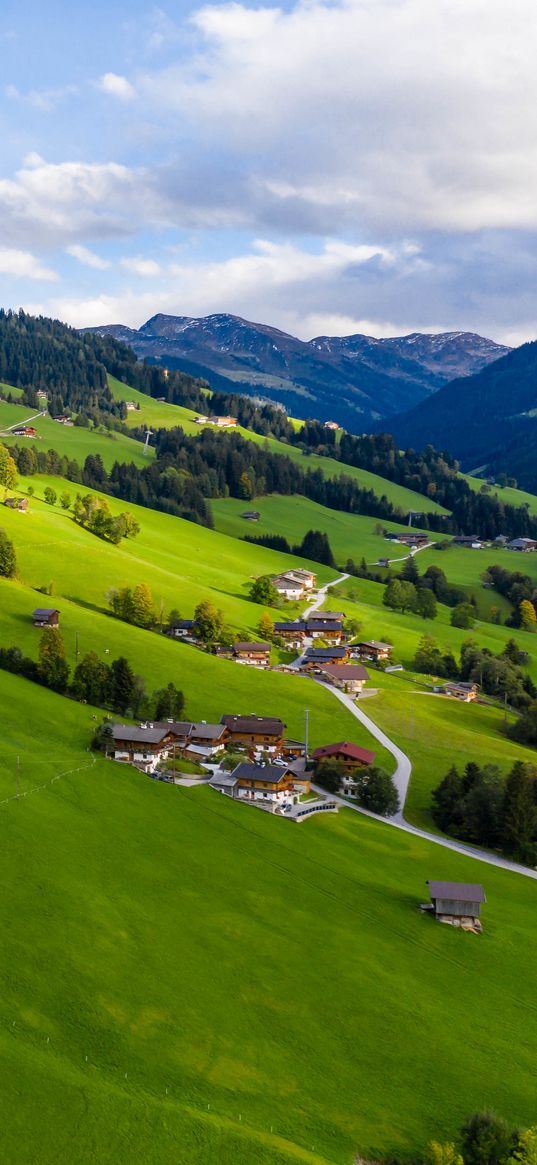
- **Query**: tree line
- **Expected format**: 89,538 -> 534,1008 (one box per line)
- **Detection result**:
413,635 -> 535,708
432,759 -> 537,863
381,1110 -> 537,1165
0,630 -> 184,720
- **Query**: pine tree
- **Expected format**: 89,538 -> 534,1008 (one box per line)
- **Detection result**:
502,761 -> 537,861
109,657 -> 136,715
154,683 -> 185,721
38,629 -> 69,693
70,651 -> 110,705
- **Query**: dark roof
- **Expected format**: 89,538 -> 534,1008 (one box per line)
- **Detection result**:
305,646 -> 348,659
274,621 -> 307,632
320,664 -> 369,680
232,763 -> 293,784
312,741 -> 376,764
307,611 -> 345,622
233,642 -> 271,652
221,714 -> 285,733
152,720 -> 194,736
169,619 -> 194,629
190,722 -> 227,739
427,881 -> 486,902
32,608 -> 59,618
112,724 -> 172,745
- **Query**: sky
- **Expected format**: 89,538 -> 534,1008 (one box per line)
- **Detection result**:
1,0 -> 537,344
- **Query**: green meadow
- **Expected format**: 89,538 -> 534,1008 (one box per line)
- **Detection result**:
211,494 -> 412,565
107,374 -> 209,434
0,398 -> 153,469
463,473 -> 537,515
3,669 -> 537,1165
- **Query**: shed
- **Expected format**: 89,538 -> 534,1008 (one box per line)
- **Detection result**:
32,608 -> 60,628
426,881 -> 485,929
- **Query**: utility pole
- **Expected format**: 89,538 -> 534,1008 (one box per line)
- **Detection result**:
304,708 -> 309,762
160,597 -> 164,634
16,755 -> 20,801
75,630 -> 80,658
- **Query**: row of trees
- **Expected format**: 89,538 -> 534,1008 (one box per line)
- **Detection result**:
72,493 -> 140,544
483,564 -> 537,629
432,760 -> 537,863
413,634 -> 535,707
0,632 -> 184,720
107,586 -> 229,647
245,528 -> 336,567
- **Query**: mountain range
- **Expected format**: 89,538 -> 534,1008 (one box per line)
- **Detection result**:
387,339 -> 537,490
86,313 -> 509,430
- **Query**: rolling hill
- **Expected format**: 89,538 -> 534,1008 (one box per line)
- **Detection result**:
387,340 -> 537,490
87,314 -> 508,430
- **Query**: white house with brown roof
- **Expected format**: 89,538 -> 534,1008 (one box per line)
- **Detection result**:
318,663 -> 369,695
272,574 -> 305,601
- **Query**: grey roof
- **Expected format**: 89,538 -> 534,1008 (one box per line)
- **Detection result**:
152,720 -> 193,736
190,722 -> 227,740
320,664 -> 369,680
210,772 -> 238,788
112,724 -> 172,745
427,881 -> 486,902
232,763 -> 293,784
305,646 -> 348,659
307,611 -> 344,621
359,640 -> 392,651
32,608 -> 59,618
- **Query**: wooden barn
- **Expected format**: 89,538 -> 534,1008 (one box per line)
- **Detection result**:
425,881 -> 486,931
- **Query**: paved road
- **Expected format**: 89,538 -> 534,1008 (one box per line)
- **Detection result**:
312,678 -> 537,881
301,572 -> 349,619
0,408 -> 47,435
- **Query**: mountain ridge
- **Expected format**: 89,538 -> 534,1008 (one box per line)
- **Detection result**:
85,313 -> 509,429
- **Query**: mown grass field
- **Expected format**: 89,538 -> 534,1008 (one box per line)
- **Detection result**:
3,669 -> 537,1165
211,494 -> 412,565
107,374 -> 208,434
463,473 -> 537,515
0,399 -> 153,469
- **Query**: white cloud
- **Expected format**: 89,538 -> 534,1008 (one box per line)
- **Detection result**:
139,0 -> 537,233
97,73 -> 136,101
120,256 -> 163,277
0,248 -> 58,281
5,82 -> 78,112
67,244 -> 111,270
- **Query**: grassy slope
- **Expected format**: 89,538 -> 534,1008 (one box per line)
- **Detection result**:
0,476 -> 386,759
0,399 -> 152,469
105,375 -> 449,517
3,670 -> 537,1165
211,494 -> 412,565
463,473 -> 537,515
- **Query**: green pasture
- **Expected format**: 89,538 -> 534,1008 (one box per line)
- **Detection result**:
211,494 -> 412,566
0,399 -> 152,469
364,671 -> 537,830
3,670 -> 537,1163
107,374 -> 208,434
463,473 -> 537,515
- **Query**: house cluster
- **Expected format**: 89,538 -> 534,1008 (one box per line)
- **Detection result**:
111,713 -> 299,774
453,534 -> 537,552
194,414 -> 237,428
271,568 -> 317,601
275,608 -> 345,645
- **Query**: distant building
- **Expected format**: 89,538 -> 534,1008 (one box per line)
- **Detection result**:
506,538 -> 537,552
324,421 -> 340,431
206,415 -> 237,428
385,531 -> 428,548
443,681 -> 478,702
425,881 -> 485,930
231,762 -> 309,811
32,608 -> 60,628
274,620 -> 307,647
112,724 -> 180,773
125,401 -> 138,411
12,426 -> 37,438
272,574 -> 305,601
232,642 -> 271,666
221,714 -> 285,757
452,535 -> 483,549
167,619 -> 195,639
53,415 -> 74,426
194,416 -> 207,424
318,663 -> 369,695
354,640 -> 393,662
4,497 -> 28,512
285,568 -> 317,590
241,511 -> 261,520
301,646 -> 349,670
312,741 -> 376,770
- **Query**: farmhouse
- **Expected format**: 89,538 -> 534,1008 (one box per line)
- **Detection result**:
324,421 -> 340,430
274,620 -> 307,647
241,510 -> 261,520
112,724 -> 179,773
206,415 -> 237,428
318,663 -> 369,695
507,537 -> 537,552
53,415 -> 74,426
232,642 -> 271,666
125,401 -> 138,411
212,644 -> 234,658
189,722 -> 227,750
312,741 -> 376,769
425,880 -> 485,930
443,681 -> 478,702
232,763 -> 309,810
354,640 -> 393,662
4,497 -> 28,511
285,568 -> 317,590
301,646 -> 349,670
385,531 -> 429,548
12,425 -> 37,438
308,610 -> 344,623
32,608 -> 60,628
221,714 -> 286,756
167,619 -> 195,639
272,574 -> 305,601
452,535 -> 483,549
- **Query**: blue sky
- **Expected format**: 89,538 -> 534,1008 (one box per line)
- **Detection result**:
1,0 -> 537,344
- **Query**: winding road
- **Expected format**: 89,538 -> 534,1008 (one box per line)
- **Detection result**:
301,573 -> 537,881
